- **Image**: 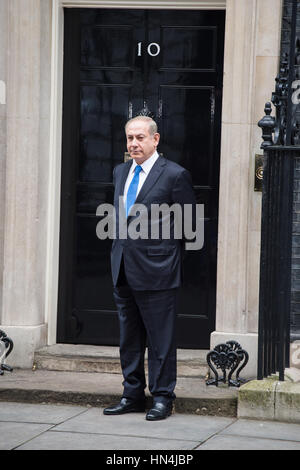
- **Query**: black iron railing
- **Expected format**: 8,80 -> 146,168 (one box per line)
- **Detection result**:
257,0 -> 300,381
257,143 -> 294,381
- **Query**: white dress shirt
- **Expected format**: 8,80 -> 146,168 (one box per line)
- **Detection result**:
123,151 -> 160,205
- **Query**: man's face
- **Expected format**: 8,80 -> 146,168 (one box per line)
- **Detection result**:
126,120 -> 160,164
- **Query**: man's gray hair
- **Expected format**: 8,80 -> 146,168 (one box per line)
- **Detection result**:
125,116 -> 158,135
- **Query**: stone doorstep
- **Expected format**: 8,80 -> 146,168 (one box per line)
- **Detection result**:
1,344 -> 239,417
0,369 -> 238,417
33,344 -> 210,378
238,373 -> 300,424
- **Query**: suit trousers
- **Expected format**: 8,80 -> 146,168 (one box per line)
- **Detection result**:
113,259 -> 178,404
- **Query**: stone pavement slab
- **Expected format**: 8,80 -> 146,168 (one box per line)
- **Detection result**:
220,418 -> 300,442
0,401 -> 89,450
197,417 -> 300,450
52,407 -> 234,443
196,434 -> 300,450
0,422 -> 52,450
0,401 -> 87,424
2,400 -> 300,450
17,431 -> 200,451
0,401 -> 234,450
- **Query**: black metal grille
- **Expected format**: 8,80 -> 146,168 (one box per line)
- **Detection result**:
257,146 -> 294,381
281,0 -> 300,339
257,0 -> 300,380
272,0 -> 300,146
291,156 -> 300,339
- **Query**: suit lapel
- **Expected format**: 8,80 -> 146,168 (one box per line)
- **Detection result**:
118,160 -> 132,198
135,156 -> 166,204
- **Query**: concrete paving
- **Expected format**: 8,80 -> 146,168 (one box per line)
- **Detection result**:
1,401 -> 300,450
2,344 -> 300,450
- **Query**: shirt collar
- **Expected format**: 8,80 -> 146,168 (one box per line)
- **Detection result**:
130,151 -> 159,175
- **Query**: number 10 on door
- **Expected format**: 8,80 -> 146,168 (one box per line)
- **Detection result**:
137,42 -> 160,57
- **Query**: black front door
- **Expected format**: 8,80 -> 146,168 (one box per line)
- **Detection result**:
57,8 -> 225,348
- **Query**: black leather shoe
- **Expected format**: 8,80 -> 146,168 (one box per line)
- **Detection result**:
146,401 -> 173,421
103,397 -> 145,415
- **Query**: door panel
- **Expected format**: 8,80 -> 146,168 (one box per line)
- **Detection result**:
159,86 -> 214,182
80,85 -> 132,182
81,26 -> 135,67
160,27 -> 217,70
57,8 -> 225,348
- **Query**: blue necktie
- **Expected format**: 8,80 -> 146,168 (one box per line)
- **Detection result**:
126,165 -> 142,217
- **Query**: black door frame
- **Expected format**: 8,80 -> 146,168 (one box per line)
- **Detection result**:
57,10 -> 81,343
56,6 -> 225,347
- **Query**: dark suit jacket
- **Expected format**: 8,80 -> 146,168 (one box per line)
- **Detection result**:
111,156 -> 196,290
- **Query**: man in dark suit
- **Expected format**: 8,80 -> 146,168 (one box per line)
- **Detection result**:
103,116 -> 196,420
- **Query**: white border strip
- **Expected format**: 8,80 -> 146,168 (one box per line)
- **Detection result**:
62,0 -> 226,9
45,0 -> 64,344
